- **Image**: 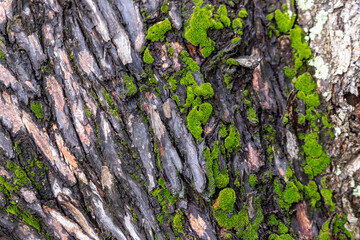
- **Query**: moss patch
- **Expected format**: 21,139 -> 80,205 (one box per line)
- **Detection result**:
184,5 -> 217,57
143,47 -> 154,64
275,9 -> 295,33
31,102 -> 44,119
187,103 -> 212,140
146,19 -> 172,42
125,74 -> 138,97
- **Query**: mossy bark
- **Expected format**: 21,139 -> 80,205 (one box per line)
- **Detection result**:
0,0 -> 358,239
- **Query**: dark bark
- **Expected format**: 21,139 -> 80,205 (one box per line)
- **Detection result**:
0,0 -> 358,239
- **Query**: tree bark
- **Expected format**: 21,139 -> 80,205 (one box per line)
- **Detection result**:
0,0 -> 358,239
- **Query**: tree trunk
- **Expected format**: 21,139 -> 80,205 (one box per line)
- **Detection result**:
0,0 -> 358,239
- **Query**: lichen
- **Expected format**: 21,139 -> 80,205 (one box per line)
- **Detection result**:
146,19 -> 172,42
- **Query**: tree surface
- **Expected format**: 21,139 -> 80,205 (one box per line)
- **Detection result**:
0,0 -> 358,239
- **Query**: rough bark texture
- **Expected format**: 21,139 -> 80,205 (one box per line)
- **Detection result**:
0,0 -> 358,239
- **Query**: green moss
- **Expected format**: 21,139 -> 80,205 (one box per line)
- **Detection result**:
216,5 -> 231,27
5,205 -> 41,230
275,9 -> 295,33
219,124 -> 228,138
270,234 -> 296,240
284,67 -> 297,79
0,49 -> 5,61
283,181 -> 302,205
231,37 -> 242,44
161,0 -> 169,13
232,18 -> 244,36
193,0 -> 203,6
194,83 -> 214,99
125,74 -> 138,97
166,76 -> 178,92
224,125 -> 241,153
180,51 -> 200,72
226,58 -> 239,66
248,174 -> 257,188
248,106 -> 259,123
302,132 -> 331,179
278,223 -> 289,234
215,188 -> 236,212
290,25 -> 312,60
187,103 -> 212,140
146,19 -> 172,42
224,72 -> 233,90
317,220 -> 331,240
172,211 -> 184,235
274,179 -> 302,211
143,47 -> 154,64
213,161 -> 229,188
295,72 -> 316,95
238,9 -> 248,18
184,5 -> 216,57
320,177 -> 335,212
31,102 -> 44,119
333,214 -> 354,239
304,181 -> 321,208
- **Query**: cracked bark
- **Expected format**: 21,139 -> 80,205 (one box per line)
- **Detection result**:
0,0 -> 358,239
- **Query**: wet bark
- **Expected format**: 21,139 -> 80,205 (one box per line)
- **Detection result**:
0,0 -> 358,239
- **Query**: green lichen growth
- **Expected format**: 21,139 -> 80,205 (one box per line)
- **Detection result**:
0,49 -> 5,61
290,25 -> 312,60
232,18 -> 244,36
238,9 -> 248,18
187,103 -> 212,140
224,125 -> 241,153
317,220 -> 331,240
143,47 -> 154,64
304,181 -> 321,208
184,5 -> 217,57
295,72 -> 321,108
172,210 -> 185,236
125,74 -> 138,97
181,51 -> 200,72
248,174 -> 257,188
270,234 -> 296,240
219,124 -> 228,138
31,102 -> 44,119
226,58 -> 239,66
248,106 -> 259,123
215,188 -> 236,213
166,76 -> 178,92
320,177 -> 335,212
5,204 -> 41,230
275,9 -> 295,33
274,179 -> 302,211
103,90 -> 119,117
203,144 -> 229,195
284,67 -> 297,79
302,132 -> 331,179
333,214 -> 354,239
279,223 -> 289,234
161,0 -> 169,13
146,19 -> 172,42
216,5 -> 231,27
193,0 -> 203,6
